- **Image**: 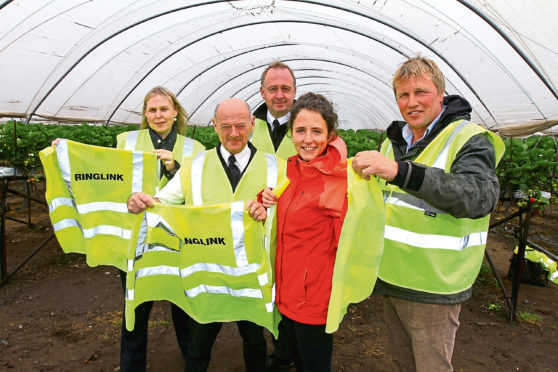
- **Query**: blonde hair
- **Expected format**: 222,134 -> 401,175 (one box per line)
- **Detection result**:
141,86 -> 187,135
392,55 -> 445,96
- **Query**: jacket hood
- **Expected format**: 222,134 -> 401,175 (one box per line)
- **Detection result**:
291,135 -> 347,177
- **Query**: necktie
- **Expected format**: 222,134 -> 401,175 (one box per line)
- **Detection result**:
227,154 -> 241,190
272,119 -> 280,132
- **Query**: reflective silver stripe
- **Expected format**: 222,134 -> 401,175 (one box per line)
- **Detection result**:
53,218 -> 80,231
191,152 -> 206,206
128,259 -> 134,272
185,284 -> 263,299
551,271 -> 558,282
131,151 -> 144,194
134,213 -> 149,258
266,284 -> 276,312
384,142 -> 392,156
431,120 -> 470,169
182,137 -> 194,157
145,245 -> 179,254
124,130 -> 139,150
146,211 -> 177,236
126,289 -> 134,300
136,265 -> 181,278
53,218 -> 131,240
180,262 -> 260,278
83,225 -> 132,239
76,201 -> 128,214
257,272 -> 268,286
49,197 -> 74,212
264,153 -> 278,188
56,139 -> 72,194
231,201 -> 249,267
384,225 -> 487,251
387,192 -> 446,215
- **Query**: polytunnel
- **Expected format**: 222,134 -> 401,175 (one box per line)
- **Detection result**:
0,0 -> 557,133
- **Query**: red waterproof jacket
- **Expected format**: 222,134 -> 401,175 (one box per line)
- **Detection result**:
275,136 -> 348,324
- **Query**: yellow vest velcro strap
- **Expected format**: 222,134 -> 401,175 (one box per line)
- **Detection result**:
384,225 -> 487,251
191,152 -> 206,206
181,262 -> 260,278
123,131 -> 139,150
231,201 -> 249,266
185,284 -> 263,299
264,153 -> 278,188
49,197 -> 74,212
431,120 -> 470,169
386,192 -> 447,215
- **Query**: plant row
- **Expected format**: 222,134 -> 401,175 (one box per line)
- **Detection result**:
1,121 -> 556,212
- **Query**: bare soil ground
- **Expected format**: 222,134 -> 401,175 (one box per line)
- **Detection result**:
1,181 -> 557,371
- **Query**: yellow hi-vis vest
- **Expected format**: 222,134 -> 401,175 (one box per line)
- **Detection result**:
325,159 -> 385,333
179,148 -> 286,206
39,140 -> 158,271
250,118 -> 297,160
180,148 -> 286,288
117,129 -> 205,188
379,120 -> 505,294
125,201 -> 280,336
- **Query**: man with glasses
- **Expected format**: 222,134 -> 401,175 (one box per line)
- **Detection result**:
127,97 -> 284,371
251,61 -> 298,161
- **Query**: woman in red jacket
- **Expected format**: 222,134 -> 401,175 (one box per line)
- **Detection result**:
262,92 -> 348,371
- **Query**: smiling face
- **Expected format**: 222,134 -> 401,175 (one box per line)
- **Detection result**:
144,94 -> 178,139
260,67 -> 297,118
291,109 -> 332,161
212,98 -> 255,155
394,73 -> 444,141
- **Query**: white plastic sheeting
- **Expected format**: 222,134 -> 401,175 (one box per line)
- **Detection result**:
0,0 -> 556,131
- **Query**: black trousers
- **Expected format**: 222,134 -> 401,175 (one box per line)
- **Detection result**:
281,315 -> 333,372
270,319 -> 293,361
119,270 -> 190,372
185,317 -> 267,372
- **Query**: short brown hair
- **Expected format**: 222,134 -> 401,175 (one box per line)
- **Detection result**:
260,61 -> 296,87
141,86 -> 187,135
288,92 -> 338,135
392,55 -> 445,96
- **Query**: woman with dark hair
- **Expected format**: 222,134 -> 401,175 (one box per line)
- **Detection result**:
116,86 -> 204,371
261,92 -> 349,371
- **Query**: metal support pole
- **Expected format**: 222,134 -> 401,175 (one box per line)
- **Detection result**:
510,204 -> 533,322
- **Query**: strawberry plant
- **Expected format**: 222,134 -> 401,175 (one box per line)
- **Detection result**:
498,136 -> 558,214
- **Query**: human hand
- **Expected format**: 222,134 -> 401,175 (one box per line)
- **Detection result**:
245,200 -> 267,222
153,149 -> 176,173
127,192 -> 155,214
353,150 -> 398,181
261,187 -> 278,208
51,138 -> 63,146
